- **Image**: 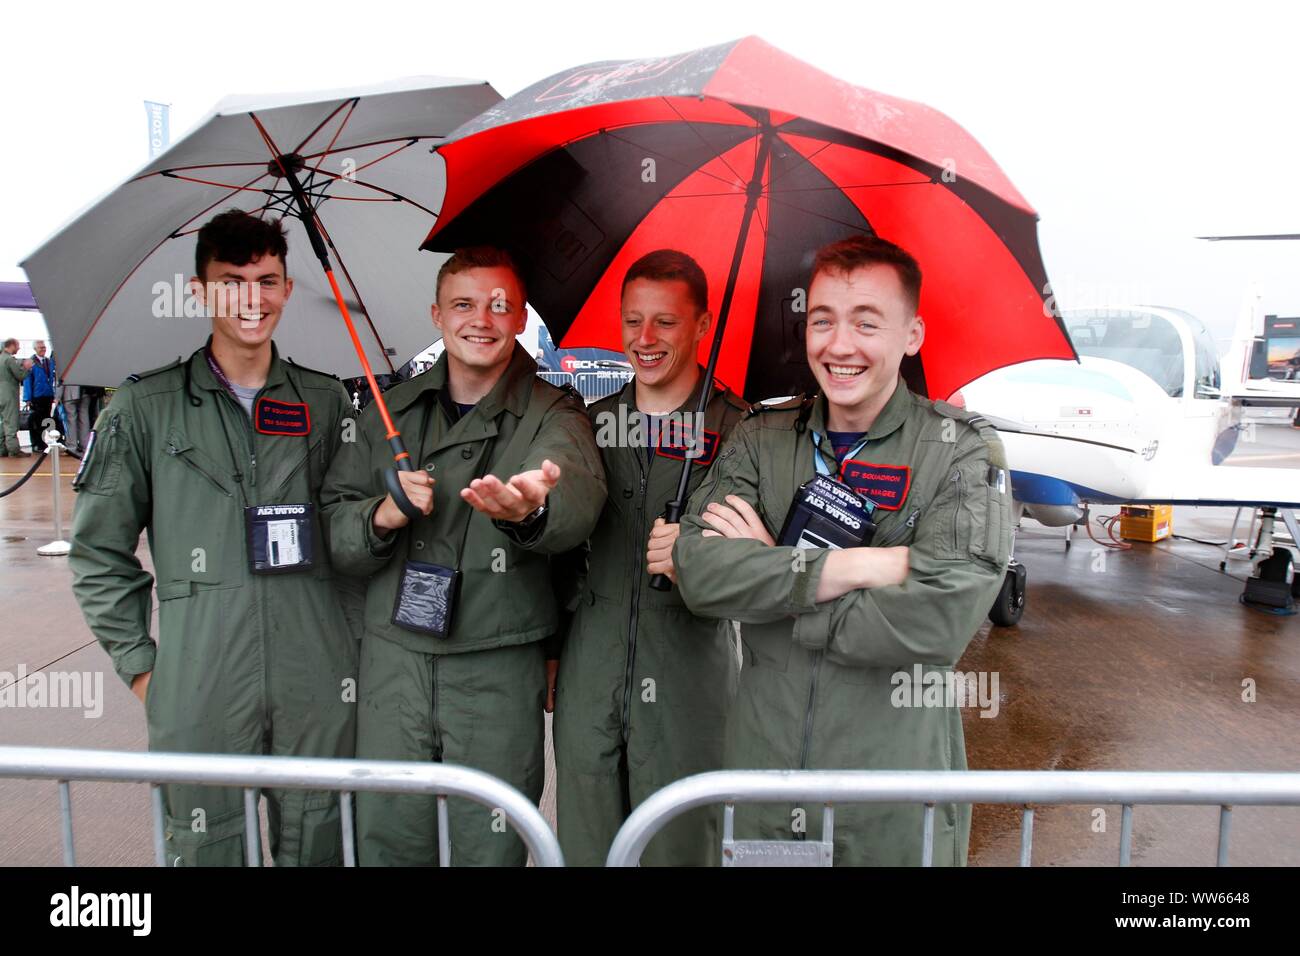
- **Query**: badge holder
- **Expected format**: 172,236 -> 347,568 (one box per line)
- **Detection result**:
392,405 -> 495,640
778,473 -> 877,550
392,560 -> 461,639
246,503 -> 317,573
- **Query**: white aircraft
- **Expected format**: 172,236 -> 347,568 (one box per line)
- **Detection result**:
958,304 -> 1300,625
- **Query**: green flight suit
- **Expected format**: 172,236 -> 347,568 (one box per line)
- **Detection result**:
319,343 -> 605,867
0,351 -> 29,455
553,372 -> 747,866
674,379 -> 1012,866
68,342 -> 361,866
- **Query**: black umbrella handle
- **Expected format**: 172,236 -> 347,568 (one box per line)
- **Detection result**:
648,499 -> 685,592
384,456 -> 424,522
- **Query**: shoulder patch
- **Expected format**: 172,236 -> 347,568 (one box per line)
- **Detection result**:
284,357 -> 341,383
743,394 -> 807,419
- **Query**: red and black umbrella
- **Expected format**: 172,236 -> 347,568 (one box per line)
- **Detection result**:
422,36 -> 1074,404
422,37 -> 1074,587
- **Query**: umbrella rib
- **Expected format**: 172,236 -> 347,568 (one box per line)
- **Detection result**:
305,166 -> 438,216
763,192 -> 874,234
300,134 -> 446,159
130,160 -> 270,182
768,180 -> 933,195
345,139 -> 419,176
764,138 -> 833,192
159,172 -> 275,194
307,98 -> 360,181
601,128 -> 744,193
660,96 -> 752,189
292,97 -> 360,156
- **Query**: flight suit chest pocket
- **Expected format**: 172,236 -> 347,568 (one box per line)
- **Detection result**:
155,428 -> 238,587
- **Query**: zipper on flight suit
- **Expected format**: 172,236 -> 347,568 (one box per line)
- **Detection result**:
793,502 -> 920,788
431,655 -> 441,759
620,458 -> 649,743
875,507 -> 921,548
216,387 -> 269,728
950,468 -> 963,551
166,442 -> 233,497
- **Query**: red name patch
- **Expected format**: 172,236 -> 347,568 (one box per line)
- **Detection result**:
654,421 -> 720,466
255,398 -> 311,436
840,460 -> 911,511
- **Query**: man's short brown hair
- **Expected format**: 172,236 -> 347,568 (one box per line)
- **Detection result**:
621,249 -> 709,315
811,235 -> 922,314
195,209 -> 288,281
435,246 -> 527,304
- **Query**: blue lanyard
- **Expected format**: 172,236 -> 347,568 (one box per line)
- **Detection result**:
810,430 -> 869,478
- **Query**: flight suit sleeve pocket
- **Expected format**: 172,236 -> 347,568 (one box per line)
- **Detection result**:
941,454 -> 1009,569
74,413 -> 125,496
973,464 -> 1012,569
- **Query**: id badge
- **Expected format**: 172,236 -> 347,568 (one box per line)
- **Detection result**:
392,560 -> 461,639
777,474 -> 877,550
245,503 -> 317,574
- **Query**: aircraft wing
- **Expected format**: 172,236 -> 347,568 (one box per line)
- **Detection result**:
1137,463 -> 1300,509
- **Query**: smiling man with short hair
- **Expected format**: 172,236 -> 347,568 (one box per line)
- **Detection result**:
673,234 -> 1013,866
69,209 -> 361,866
552,249 -> 748,866
321,245 -> 606,867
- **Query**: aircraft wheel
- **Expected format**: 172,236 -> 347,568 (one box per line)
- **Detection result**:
989,562 -> 1027,627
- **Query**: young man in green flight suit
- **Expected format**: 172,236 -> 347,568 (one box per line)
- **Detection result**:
674,235 -> 1013,866
320,246 -> 605,867
553,250 -> 748,866
69,210 -> 360,866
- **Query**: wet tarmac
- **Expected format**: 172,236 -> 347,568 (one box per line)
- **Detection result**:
1,421 -> 1298,866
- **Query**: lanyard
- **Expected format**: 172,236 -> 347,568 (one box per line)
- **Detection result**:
203,347 -> 315,500
810,430 -> 870,479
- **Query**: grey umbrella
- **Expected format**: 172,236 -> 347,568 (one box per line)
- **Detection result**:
21,76 -> 500,389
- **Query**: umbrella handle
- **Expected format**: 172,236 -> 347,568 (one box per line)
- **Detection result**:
384,452 -> 425,522
648,499 -> 684,592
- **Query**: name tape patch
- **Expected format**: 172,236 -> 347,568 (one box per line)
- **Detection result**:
840,460 -> 911,511
654,422 -> 720,466
255,398 -> 311,436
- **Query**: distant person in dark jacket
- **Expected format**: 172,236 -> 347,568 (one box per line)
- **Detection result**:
22,340 -> 59,452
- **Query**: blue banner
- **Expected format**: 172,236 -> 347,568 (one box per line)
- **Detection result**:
144,101 -> 170,158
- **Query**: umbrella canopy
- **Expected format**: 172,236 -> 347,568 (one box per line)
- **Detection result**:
22,76 -> 501,386
423,37 -> 1074,402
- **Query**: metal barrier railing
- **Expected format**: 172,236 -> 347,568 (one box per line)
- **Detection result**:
604,769 -> 1300,867
574,370 -> 633,401
537,370 -> 574,389
0,746 -> 563,867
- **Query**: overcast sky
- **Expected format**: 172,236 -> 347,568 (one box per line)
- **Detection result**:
3,0 -> 1298,346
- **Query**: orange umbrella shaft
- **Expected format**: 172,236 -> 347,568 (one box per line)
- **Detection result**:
323,268 -> 406,458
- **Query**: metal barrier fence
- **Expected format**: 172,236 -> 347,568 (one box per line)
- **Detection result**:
537,370 -> 574,389
574,370 -> 633,401
0,746 -> 563,867
605,769 -> 1300,867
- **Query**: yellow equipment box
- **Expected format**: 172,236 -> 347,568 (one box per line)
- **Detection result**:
1119,505 -> 1173,542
